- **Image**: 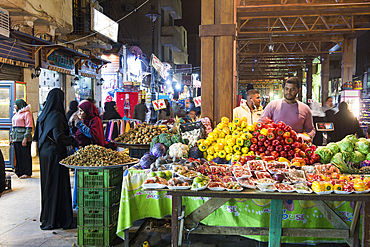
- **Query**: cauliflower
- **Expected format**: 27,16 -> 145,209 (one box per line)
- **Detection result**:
168,143 -> 189,158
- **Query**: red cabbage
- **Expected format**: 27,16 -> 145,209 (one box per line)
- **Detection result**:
150,143 -> 167,158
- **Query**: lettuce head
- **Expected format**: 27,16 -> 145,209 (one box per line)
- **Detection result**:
337,139 -> 354,153
326,143 -> 339,154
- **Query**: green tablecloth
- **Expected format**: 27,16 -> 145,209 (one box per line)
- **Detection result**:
117,170 -> 359,244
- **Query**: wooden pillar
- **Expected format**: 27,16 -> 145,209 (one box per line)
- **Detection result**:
321,54 -> 330,105
342,39 -> 354,84
297,69 -> 303,102
200,0 -> 236,126
306,60 -> 313,103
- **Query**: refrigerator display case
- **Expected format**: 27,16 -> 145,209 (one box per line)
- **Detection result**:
0,81 -> 26,168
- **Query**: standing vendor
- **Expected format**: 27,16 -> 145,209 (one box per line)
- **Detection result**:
233,89 -> 263,125
259,77 -> 315,141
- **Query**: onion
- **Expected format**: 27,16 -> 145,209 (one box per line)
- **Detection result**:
274,173 -> 285,183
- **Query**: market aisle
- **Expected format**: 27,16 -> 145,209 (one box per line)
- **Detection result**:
0,156 -> 78,247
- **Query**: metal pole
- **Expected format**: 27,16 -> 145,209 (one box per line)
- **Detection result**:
150,21 -> 157,123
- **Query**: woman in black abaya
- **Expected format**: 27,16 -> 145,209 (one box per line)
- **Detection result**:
34,88 -> 78,230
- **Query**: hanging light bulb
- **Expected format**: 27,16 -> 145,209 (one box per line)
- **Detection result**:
252,67 -> 254,72
268,34 -> 274,53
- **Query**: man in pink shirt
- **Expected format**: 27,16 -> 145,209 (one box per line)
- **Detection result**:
259,77 -> 316,140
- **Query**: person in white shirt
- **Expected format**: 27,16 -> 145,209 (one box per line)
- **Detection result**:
233,89 -> 263,125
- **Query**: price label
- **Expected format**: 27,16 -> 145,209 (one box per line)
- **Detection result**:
152,99 -> 166,111
194,96 -> 201,107
240,98 -> 247,106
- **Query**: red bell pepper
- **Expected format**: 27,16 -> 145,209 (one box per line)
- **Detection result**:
291,142 -> 302,148
267,133 -> 275,140
287,150 -> 295,157
276,129 -> 284,136
277,121 -> 286,129
283,132 -> 291,138
285,137 -> 293,145
250,144 -> 258,151
280,151 -> 287,157
283,145 -> 292,151
264,140 -> 271,147
311,153 -> 320,163
267,122 -> 277,128
251,137 -> 258,144
256,122 -> 265,130
297,136 -> 303,143
284,125 -> 292,132
257,141 -> 264,147
271,151 -> 279,158
311,145 -> 317,151
276,135 -> 283,141
294,152 -> 301,158
275,145 -> 283,152
257,134 -> 266,142
294,147 -> 301,153
303,157 -> 310,165
272,140 -> 280,146
305,147 -> 313,157
267,128 -> 276,135
259,146 -> 266,152
264,155 -> 275,161
299,150 -> 307,158
252,131 -> 259,137
264,150 -> 271,156
280,140 -> 285,145
267,145 -> 275,151
290,130 -> 297,140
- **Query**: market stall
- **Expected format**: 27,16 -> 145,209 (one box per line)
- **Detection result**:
115,117 -> 370,246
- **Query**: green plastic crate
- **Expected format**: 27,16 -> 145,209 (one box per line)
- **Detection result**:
77,185 -> 122,208
77,168 -> 123,188
77,224 -> 117,247
78,204 -> 119,227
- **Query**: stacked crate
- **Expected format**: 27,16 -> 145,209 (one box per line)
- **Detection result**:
77,167 -> 123,247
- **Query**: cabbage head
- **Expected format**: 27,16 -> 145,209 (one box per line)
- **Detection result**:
345,134 -> 358,144
326,143 -> 339,154
337,139 -> 354,153
314,147 -> 333,164
150,143 -> 167,158
342,151 -> 353,163
140,153 -> 157,169
350,150 -> 365,164
355,140 -> 370,155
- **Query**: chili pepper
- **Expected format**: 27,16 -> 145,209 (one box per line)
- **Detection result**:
277,121 -> 286,129
257,134 -> 266,142
256,122 -> 265,130
276,129 -> 284,136
275,145 -> 283,152
283,145 -> 292,151
291,142 -> 301,148
250,144 -> 258,151
284,125 -> 292,132
305,148 -> 313,157
272,140 -> 280,146
284,137 -> 293,145
267,128 -> 276,135
244,139 -> 252,147
264,140 -> 271,147
267,133 -> 275,140
260,128 -> 268,136
280,151 -> 287,157
283,132 -> 291,138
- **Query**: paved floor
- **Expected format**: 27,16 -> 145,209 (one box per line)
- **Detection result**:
0,157 -> 350,247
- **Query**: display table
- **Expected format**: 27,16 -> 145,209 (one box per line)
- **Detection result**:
117,170 -> 369,246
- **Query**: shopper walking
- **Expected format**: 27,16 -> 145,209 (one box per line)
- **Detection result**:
332,102 -> 364,142
33,88 -> 78,230
11,99 -> 33,179
132,99 -> 148,122
70,100 -> 105,209
102,101 -> 122,120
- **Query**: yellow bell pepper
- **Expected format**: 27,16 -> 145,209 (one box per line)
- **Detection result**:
221,117 -> 229,124
213,132 -> 219,140
214,142 -> 224,152
233,118 -> 241,126
246,124 -> 256,132
240,133 -> 248,140
241,121 -> 248,128
198,143 -> 207,152
242,147 -> 249,154
312,181 -> 325,192
241,117 -> 248,123
236,138 -> 244,146
321,175 -> 331,182
225,146 -> 233,154
232,131 -> 241,138
219,132 -> 226,138
217,122 -> 225,130
259,128 -> 268,136
226,154 -> 232,161
222,127 -> 230,135
208,132 -> 215,140
247,151 -> 255,156
324,182 -> 333,191
207,155 -> 214,161
334,184 -> 343,191
227,138 -> 235,147
233,145 -> 241,153
278,157 -> 290,164
235,151 -> 242,155
246,132 -> 253,139
339,175 -> 350,183
231,154 -> 240,162
218,150 -> 226,158
354,182 -> 365,192
207,146 -> 215,155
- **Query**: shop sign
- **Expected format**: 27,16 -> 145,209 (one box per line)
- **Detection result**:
150,54 -> 168,80
152,99 -> 166,111
48,51 -> 74,70
194,96 -> 201,107
91,8 -> 118,42
182,75 -> 192,86
308,99 -> 313,103
176,64 -> 192,74
240,98 -> 247,106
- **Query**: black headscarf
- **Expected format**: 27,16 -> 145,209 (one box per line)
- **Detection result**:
66,100 -> 78,121
34,88 -> 68,148
15,99 -> 27,111
102,101 -> 122,120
